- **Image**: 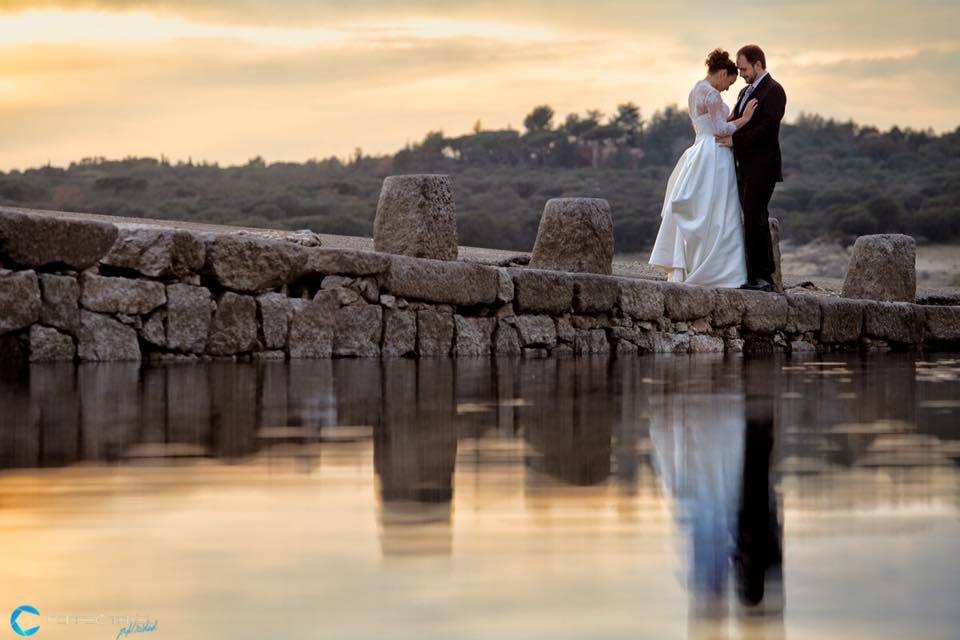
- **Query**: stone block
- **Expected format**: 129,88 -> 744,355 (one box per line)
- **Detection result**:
0,207 -> 117,269
166,283 -> 213,353
662,283 -> 714,321
0,269 -> 41,335
205,233 -> 308,293
573,274 -> 619,313
454,316 -> 496,356
80,273 -> 166,315
382,309 -> 417,357
373,174 -> 458,261
383,255 -> 498,305
417,309 -> 454,356
77,310 -> 140,361
619,279 -> 665,321
529,198 -> 614,275
841,234 -> 916,302
515,315 -> 557,347
39,274 -> 80,333
207,292 -> 258,355
819,297 -> 866,343
335,304 -> 383,357
29,325 -> 75,362
510,268 -> 574,314
101,223 -> 206,278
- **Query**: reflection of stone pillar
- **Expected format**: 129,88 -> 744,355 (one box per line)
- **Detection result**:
375,359 -> 458,557
78,363 -> 141,462
208,363 -> 258,459
521,359 -> 614,486
0,365 -> 37,469
334,359 -> 383,430
286,360 -> 336,432
32,365 -> 82,466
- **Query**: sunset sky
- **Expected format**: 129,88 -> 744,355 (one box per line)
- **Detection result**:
1,0 -> 958,171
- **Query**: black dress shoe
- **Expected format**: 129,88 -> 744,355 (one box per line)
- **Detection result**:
740,278 -> 774,292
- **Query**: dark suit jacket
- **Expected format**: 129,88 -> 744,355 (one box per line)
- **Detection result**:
732,73 -> 786,183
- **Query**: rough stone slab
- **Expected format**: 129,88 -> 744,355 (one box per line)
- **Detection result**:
0,207 -> 117,270
288,294 -> 337,358
662,283 -> 714,321
382,309 -> 417,357
454,316 -> 496,356
515,315 -> 557,347
510,268 -> 574,314
842,234 -> 916,302
494,321 -> 522,355
863,302 -> 922,344
166,283 -> 214,353
770,218 -> 784,293
39,273 -> 80,333
29,325 -> 75,362
258,293 -> 297,350
573,274 -> 619,314
205,233 -> 309,293
0,269 -> 41,335
207,292 -> 258,355
574,329 -> 609,355
384,255 -> 499,306
77,310 -> 140,361
352,276 -> 380,303
335,304 -> 383,357
373,174 -> 458,261
641,331 -> 690,354
741,291 -> 789,334
141,310 -> 166,347
786,293 -> 822,334
301,248 -> 391,277
619,279 -> 665,321
529,198 -> 614,275
556,316 -> 576,342
80,273 -> 166,315
819,297 -> 866,343
923,306 -> 960,342
689,334 -> 725,353
713,289 -> 748,327
101,223 -> 206,278
495,267 -> 514,304
417,309 -> 454,356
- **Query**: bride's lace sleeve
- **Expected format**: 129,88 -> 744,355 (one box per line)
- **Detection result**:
704,89 -> 736,137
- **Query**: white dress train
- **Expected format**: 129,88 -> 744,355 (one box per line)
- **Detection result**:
649,80 -> 748,288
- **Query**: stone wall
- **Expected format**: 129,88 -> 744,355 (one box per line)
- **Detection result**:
1,206 -> 958,364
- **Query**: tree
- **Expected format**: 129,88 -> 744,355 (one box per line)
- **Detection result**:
612,102 -> 643,138
523,105 -> 555,134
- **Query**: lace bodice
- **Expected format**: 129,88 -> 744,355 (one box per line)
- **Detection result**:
688,80 -> 736,137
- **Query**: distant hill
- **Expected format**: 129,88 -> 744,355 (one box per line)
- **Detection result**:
1,104 -> 957,254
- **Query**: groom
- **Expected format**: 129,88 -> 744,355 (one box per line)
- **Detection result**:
718,44 -> 787,292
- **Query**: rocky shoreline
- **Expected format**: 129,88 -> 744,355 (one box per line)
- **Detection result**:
1,205 -> 958,364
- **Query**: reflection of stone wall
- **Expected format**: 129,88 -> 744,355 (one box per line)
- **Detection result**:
2,206 -> 959,365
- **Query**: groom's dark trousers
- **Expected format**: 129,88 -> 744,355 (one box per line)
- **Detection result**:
732,74 -> 787,284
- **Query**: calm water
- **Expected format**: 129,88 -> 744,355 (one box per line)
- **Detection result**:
1,354 -> 958,639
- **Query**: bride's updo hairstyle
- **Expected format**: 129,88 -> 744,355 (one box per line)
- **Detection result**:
705,49 -> 736,75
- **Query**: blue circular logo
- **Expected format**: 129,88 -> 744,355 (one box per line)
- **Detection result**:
10,605 -> 40,637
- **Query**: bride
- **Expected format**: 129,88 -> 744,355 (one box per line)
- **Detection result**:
649,49 -> 757,288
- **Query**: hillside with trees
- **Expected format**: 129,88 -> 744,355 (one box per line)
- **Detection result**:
1,103 -> 957,254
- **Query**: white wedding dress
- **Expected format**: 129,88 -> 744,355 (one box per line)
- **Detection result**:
649,80 -> 748,288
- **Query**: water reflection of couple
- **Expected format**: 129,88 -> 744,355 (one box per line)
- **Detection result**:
650,358 -> 784,624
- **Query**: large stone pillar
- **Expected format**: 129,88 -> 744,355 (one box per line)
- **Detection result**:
529,198 -> 614,275
373,174 -> 458,261
770,218 -> 783,293
841,234 -> 916,302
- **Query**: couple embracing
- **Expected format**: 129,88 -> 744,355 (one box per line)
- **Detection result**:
649,45 -> 786,292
